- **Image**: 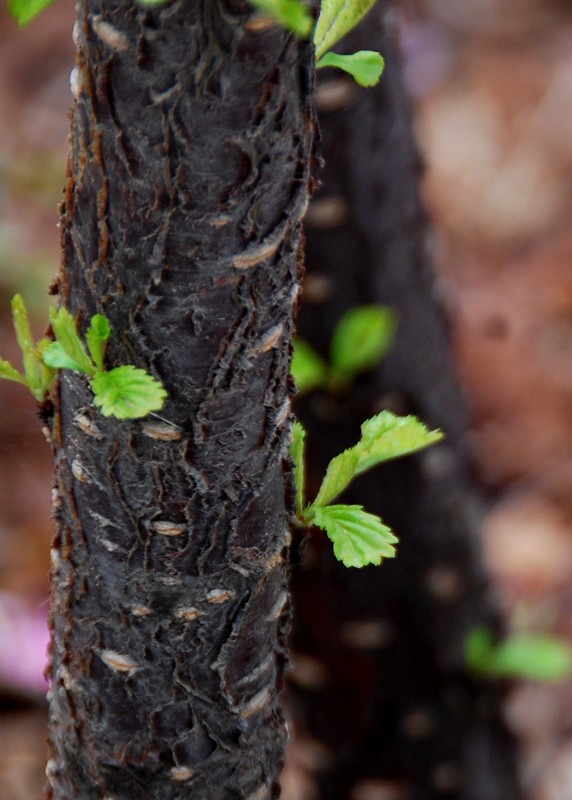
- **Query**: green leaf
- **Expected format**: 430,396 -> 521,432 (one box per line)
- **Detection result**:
464,626 -> 495,674
353,411 -> 444,476
135,0 -> 169,5
249,0 -> 313,37
11,294 -> 36,375
290,421 -> 306,516
43,342 -> 89,373
11,294 -> 48,401
465,627 -> 572,682
8,0 -> 56,25
311,411 -> 442,508
291,338 -> 329,394
308,504 -> 397,568
86,314 -> 111,371
330,305 -> 396,378
492,634 -> 572,682
314,0 -> 378,59
0,359 -> 27,386
91,365 -> 167,419
316,50 -> 384,87
312,446 -> 359,507
49,307 -> 94,376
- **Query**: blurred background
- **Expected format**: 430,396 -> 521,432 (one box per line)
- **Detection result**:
1,0 -> 572,797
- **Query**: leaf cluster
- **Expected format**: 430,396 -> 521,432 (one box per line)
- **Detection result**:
0,297 -> 167,420
291,411 -> 443,567
250,0 -> 385,87
292,305 -> 397,395
465,626 -> 572,683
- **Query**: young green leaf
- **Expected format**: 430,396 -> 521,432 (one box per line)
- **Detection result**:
11,294 -> 49,401
43,342 -> 90,373
86,314 -> 111,371
308,504 -> 397,568
464,626 -> 495,675
91,365 -> 167,419
290,421 -> 306,516
49,307 -> 95,376
8,0 -> 56,25
330,305 -> 397,379
466,627 -> 572,682
311,411 -> 442,508
249,0 -> 313,37
0,359 -> 27,386
291,338 -> 329,394
491,634 -> 572,682
316,50 -> 384,87
353,411 -> 444,476
314,0 -> 378,59
311,447 -> 359,507
35,337 -> 56,397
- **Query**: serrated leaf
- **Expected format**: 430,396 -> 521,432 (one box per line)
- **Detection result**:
8,0 -> 56,25
43,342 -> 89,373
249,0 -> 313,37
316,50 -> 384,87
309,504 -> 397,568
49,307 -> 94,376
311,446 -> 359,507
11,294 -> 47,400
291,338 -> 329,394
354,411 -> 444,476
0,358 -> 27,386
314,0 -> 378,59
491,634 -> 572,682
330,305 -> 396,378
91,365 -> 167,419
86,314 -> 111,370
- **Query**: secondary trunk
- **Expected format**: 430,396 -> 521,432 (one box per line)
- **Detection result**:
288,5 -> 521,800
46,3 -> 315,798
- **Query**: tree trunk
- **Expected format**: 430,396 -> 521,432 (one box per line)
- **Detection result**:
289,5 -> 521,800
46,2 -> 315,798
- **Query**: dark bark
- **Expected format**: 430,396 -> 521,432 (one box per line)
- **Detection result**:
47,2 -> 315,798
289,6 -> 521,800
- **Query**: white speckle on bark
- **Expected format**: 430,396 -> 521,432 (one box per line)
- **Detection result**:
142,422 -> 182,441
98,650 -> 139,674
170,767 -> 194,781
274,398 -> 290,428
175,606 -> 200,621
205,589 -> 234,604
131,606 -> 152,617
73,412 -> 103,438
91,16 -> 129,51
247,324 -> 284,357
238,686 -> 272,718
69,67 -> 82,101
71,459 -> 89,483
151,520 -> 186,536
72,20 -> 80,47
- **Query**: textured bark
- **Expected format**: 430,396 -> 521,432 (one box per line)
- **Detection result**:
46,2 -> 315,798
289,6 -> 521,800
